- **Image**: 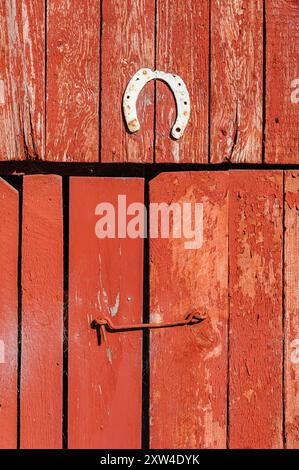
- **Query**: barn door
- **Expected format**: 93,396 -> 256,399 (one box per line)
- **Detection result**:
1,171 -> 298,448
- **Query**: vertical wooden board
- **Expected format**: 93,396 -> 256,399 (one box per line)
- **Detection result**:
284,171 -> 299,448
69,178 -> 144,448
0,179 -> 18,448
46,1 -> 100,162
155,1 -> 209,163
211,1 -> 263,163
21,175 -> 63,449
0,0 -> 45,160
101,0 -> 155,162
265,1 -> 299,163
150,172 -> 228,448
229,171 -> 283,448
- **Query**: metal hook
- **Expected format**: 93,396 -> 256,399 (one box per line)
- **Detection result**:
91,310 -> 206,346
123,68 -> 191,140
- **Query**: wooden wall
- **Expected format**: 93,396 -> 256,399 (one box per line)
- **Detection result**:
0,0 -> 297,163
0,0 -> 299,451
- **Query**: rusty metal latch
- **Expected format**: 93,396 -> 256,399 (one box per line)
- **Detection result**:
92,310 -> 206,345
123,68 -> 191,140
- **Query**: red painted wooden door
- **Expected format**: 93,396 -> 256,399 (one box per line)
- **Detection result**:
0,171 -> 298,448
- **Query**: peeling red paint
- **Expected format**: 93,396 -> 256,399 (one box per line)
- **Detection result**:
101,0 -> 155,163
211,0 -> 263,163
285,171 -> 299,449
155,1 -> 209,163
266,1 -> 299,163
149,172 -> 228,449
46,0 -> 100,161
229,171 -> 283,449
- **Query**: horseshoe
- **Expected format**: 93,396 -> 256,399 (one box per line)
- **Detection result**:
123,68 -> 190,140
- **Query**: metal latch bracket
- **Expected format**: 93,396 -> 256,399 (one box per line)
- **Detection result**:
91,310 -> 206,346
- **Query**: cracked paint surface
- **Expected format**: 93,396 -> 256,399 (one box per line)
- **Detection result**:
0,0 -> 44,160
149,171 -> 228,449
229,171 -> 283,449
285,171 -> 299,448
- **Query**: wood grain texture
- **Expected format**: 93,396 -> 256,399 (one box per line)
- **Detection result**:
21,175 -> 63,449
0,0 -> 45,160
266,0 -> 299,163
46,0 -> 100,162
284,171 -> 299,448
101,0 -> 155,162
211,0 -> 263,163
69,178 -> 144,448
150,172 -> 228,448
229,171 -> 283,448
155,0 -> 209,163
0,179 -> 18,449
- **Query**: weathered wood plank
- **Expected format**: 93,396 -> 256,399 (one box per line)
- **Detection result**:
150,172 -> 228,448
265,0 -> 299,163
284,171 -> 299,448
155,0 -> 209,163
211,0 -> 263,163
21,175 -> 63,448
0,0 -> 45,160
101,0 -> 155,162
0,178 -> 19,449
229,171 -> 283,448
69,177 -> 144,448
46,0 -> 100,161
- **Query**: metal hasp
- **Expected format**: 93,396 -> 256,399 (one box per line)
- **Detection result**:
92,311 -> 206,346
123,68 -> 191,140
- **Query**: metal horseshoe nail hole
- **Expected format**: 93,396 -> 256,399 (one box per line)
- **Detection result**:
123,68 -> 191,140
